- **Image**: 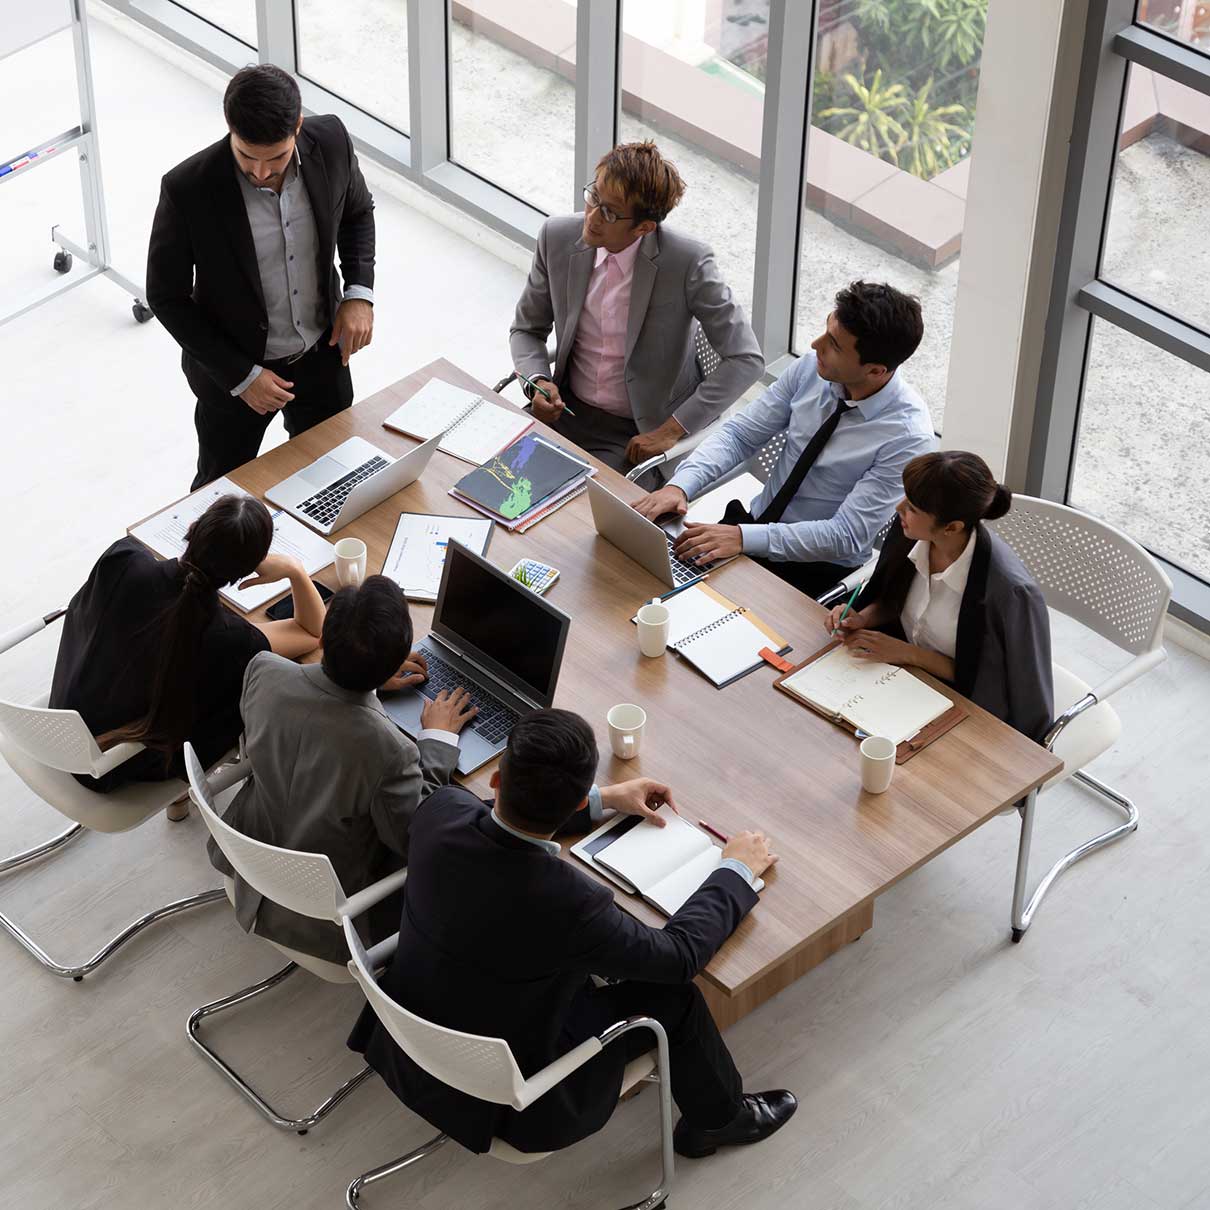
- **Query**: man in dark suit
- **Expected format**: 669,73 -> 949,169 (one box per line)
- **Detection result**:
348,709 -> 796,1159
146,65 -> 376,489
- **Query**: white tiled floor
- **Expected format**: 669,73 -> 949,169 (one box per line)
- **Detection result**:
2,11 -> 1210,1210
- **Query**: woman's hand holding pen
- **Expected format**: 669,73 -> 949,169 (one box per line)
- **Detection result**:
827,603 -> 869,638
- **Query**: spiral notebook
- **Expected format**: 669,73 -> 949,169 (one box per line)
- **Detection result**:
382,377 -> 533,466
644,583 -> 790,688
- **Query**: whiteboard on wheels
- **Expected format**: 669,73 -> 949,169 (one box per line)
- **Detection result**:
1,0 -> 73,63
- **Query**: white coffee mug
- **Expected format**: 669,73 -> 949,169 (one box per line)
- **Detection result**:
334,537 -> 367,588
607,703 -> 647,760
860,735 -> 897,794
636,601 -> 671,658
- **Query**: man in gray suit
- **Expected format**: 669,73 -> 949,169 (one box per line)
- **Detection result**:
510,141 -> 764,473
207,576 -> 477,963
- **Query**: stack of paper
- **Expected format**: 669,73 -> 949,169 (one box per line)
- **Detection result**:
450,432 -> 594,531
128,477 -> 335,613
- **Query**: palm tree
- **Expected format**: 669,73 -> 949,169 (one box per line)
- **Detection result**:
901,78 -> 971,179
819,69 -> 909,165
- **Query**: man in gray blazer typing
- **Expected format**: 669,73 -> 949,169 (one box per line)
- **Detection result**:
509,141 -> 764,472
207,576 -> 477,963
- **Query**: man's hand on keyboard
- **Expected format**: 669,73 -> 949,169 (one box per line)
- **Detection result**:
380,650 -> 429,693
673,522 -> 743,566
421,687 -> 479,734
600,779 -> 678,826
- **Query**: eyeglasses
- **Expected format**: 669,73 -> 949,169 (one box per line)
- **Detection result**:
582,182 -> 635,225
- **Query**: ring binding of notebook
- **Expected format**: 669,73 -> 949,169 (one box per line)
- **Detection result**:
772,640 -> 967,764
441,397 -> 486,436
678,606 -> 748,647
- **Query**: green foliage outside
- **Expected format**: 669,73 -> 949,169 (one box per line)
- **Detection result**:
813,0 -> 987,180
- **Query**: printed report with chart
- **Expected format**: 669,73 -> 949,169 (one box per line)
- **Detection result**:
380,512 -> 493,602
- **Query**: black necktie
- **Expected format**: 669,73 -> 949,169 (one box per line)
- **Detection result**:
754,399 -> 854,525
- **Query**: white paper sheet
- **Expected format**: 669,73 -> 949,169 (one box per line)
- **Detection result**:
684,473 -> 764,525
129,477 -> 335,612
380,512 -> 493,601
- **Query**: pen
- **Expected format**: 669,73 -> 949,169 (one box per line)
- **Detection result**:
652,575 -> 707,604
832,580 -> 864,636
515,369 -> 576,417
698,818 -> 730,844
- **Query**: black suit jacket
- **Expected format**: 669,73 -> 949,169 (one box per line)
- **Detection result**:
855,518 -> 1055,743
146,114 -> 375,394
348,787 -> 758,1155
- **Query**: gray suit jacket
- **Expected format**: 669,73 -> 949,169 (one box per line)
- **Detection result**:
510,215 -> 764,434
206,653 -> 459,963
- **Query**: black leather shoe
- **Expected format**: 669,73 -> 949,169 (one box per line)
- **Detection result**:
673,1090 -> 798,1158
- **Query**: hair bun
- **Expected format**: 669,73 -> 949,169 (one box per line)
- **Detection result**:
984,483 -> 1012,521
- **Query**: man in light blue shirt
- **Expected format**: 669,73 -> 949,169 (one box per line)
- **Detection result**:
635,281 -> 936,598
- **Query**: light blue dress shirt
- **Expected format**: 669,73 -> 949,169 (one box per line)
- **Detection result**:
668,352 -> 936,567
491,791 -> 756,889
230,150 -> 375,396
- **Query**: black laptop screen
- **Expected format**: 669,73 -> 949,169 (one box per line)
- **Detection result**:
433,541 -> 569,707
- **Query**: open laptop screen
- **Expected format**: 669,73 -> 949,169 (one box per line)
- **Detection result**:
432,541 -> 570,708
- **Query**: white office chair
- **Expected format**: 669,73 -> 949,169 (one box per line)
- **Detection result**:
340,914 -> 673,1210
184,744 -> 404,1134
0,610 -> 225,980
987,496 -> 1171,940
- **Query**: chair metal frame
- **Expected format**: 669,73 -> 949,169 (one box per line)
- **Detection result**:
184,747 -> 402,1134
340,914 -> 673,1210
0,610 -> 223,981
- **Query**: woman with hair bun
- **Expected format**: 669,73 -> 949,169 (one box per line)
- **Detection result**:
50,495 -> 326,794
827,450 -> 1053,742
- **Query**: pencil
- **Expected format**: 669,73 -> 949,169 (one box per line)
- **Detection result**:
698,818 -> 730,844
516,369 -> 576,417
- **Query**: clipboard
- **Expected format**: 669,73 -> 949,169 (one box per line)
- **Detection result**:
772,641 -> 967,764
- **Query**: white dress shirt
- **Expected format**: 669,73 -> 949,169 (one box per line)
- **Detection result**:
898,534 -> 976,659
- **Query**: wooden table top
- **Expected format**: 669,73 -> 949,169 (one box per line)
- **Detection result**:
214,358 -> 1062,997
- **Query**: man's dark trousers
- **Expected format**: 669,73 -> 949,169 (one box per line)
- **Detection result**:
189,334 -> 352,489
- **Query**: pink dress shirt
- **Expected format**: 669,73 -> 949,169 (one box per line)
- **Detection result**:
567,239 -> 643,418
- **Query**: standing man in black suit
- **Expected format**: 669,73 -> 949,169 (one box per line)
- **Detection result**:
348,709 -> 797,1159
147,65 -> 376,489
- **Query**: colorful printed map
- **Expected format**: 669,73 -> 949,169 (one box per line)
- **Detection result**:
454,433 -> 587,522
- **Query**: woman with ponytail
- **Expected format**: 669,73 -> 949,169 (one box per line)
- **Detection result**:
50,495 -> 325,793
826,450 -> 1053,742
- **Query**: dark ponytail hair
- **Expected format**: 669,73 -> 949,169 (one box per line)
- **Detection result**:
99,495 -> 273,755
901,451 -> 1012,532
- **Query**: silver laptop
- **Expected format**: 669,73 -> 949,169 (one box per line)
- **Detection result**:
264,433 -> 441,536
587,478 -> 714,588
380,540 -> 571,775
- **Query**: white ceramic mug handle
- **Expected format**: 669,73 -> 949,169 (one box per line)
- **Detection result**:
623,734 -> 634,755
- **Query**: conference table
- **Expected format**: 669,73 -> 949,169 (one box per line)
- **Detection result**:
160,359 -> 1062,1030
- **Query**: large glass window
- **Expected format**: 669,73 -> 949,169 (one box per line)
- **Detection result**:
174,1 -> 257,47
1102,67 -> 1210,332
1136,0 -> 1210,52
1070,320 -> 1210,581
448,1 -> 578,214
617,1 -> 767,321
295,0 -> 409,134
796,0 -> 989,430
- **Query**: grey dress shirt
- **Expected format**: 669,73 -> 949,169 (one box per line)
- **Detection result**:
206,653 -> 459,963
230,151 -> 374,395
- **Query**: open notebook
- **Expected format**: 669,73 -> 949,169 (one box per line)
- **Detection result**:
642,583 -> 789,688
382,377 -> 533,466
777,643 -> 952,745
573,806 -> 763,917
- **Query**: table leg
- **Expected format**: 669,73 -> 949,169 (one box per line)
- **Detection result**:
698,900 -> 874,1031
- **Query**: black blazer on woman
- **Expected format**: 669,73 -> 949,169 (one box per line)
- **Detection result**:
146,114 -> 375,395
854,518 -> 1054,743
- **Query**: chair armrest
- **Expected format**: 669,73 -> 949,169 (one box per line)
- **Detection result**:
206,759 -> 252,795
1089,647 -> 1166,704
513,1035 -> 605,1110
0,608 -> 67,657
340,866 -> 409,920
625,424 -> 719,485
366,930 -> 399,970
816,559 -> 878,608
90,740 -> 147,778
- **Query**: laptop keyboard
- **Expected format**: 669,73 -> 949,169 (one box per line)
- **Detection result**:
420,651 -> 520,746
668,537 -> 711,584
297,455 -> 389,526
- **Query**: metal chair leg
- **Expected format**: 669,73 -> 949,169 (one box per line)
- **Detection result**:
187,962 -> 374,1134
1,823 -> 225,978
617,1026 -> 674,1210
1011,771 -> 1138,942
346,1132 -> 450,1208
